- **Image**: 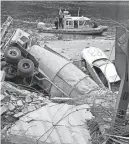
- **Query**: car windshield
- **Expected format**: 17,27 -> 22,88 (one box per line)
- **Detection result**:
93,58 -> 109,67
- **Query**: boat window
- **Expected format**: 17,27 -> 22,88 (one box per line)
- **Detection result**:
79,20 -> 84,26
84,20 -> 90,26
69,21 -> 73,25
66,21 -> 68,25
74,21 -> 78,28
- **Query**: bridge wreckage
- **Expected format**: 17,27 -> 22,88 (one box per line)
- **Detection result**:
1,16 -> 129,144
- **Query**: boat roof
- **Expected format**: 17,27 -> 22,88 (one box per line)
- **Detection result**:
64,16 -> 90,21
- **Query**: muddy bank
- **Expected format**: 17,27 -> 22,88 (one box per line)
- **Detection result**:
40,39 -> 115,62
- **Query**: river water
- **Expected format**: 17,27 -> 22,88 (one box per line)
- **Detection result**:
1,1 -> 129,40
1,1 -> 129,22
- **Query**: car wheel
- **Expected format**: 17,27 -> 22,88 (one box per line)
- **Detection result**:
18,59 -> 34,77
4,47 -> 21,64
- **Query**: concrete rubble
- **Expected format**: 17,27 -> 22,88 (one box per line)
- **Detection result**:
1,81 -> 96,144
5,103 -> 94,144
1,82 -> 50,130
0,70 -> 5,82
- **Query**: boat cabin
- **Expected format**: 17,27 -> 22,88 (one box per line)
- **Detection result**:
63,16 -> 91,29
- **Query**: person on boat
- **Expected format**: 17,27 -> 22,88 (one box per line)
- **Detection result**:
91,21 -> 98,28
74,21 -> 78,28
59,8 -> 64,28
54,17 -> 59,29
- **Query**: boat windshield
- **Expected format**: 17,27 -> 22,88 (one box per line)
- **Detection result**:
83,20 -> 91,26
79,20 -> 85,26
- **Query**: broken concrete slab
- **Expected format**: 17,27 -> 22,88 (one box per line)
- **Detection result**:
8,103 -> 15,111
38,96 -> 45,101
14,112 -> 24,118
0,71 -> 5,82
0,94 -> 5,101
25,95 -> 32,103
27,104 -> 36,112
0,105 -> 8,115
35,104 -> 41,109
22,108 -> 28,114
7,103 -> 92,144
10,95 -> 17,101
31,100 -> 41,104
32,97 -> 40,102
17,100 -> 23,106
50,97 -> 74,103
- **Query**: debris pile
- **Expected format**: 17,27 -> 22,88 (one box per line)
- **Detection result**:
1,82 -> 50,130
2,103 -> 94,144
1,16 -> 129,144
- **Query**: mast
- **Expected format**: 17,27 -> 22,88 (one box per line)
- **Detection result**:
59,7 -> 62,16
78,7 -> 80,17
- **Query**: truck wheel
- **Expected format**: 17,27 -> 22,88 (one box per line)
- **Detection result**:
18,59 -> 34,77
4,47 -> 21,64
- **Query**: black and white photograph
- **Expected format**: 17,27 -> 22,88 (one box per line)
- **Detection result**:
1,0 -> 129,144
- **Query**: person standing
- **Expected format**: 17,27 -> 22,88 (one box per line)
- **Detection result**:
59,8 -> 64,28
54,17 -> 59,29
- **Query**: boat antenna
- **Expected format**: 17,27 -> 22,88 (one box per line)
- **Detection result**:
78,7 -> 80,17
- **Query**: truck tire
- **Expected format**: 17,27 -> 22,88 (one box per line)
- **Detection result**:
18,59 -> 34,77
4,47 -> 21,64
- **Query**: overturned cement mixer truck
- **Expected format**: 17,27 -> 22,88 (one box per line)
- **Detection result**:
1,28 -> 112,105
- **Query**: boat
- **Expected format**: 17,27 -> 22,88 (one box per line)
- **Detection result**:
37,10 -> 108,35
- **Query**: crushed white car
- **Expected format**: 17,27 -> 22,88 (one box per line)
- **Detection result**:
81,47 -> 120,92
